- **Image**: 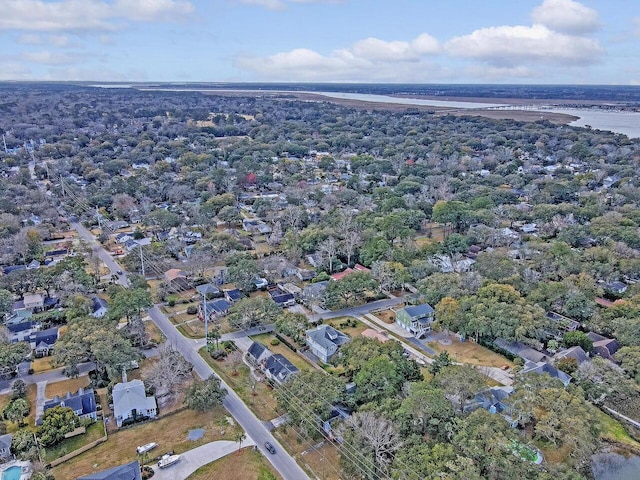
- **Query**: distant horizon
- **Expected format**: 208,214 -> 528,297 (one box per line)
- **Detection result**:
1,1 -> 639,84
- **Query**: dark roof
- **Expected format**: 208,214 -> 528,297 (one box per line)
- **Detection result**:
205,298 -> 231,314
43,297 -> 59,308
196,283 -> 220,295
3,265 -> 26,274
45,248 -> 68,256
8,320 -> 38,333
225,289 -> 243,300
554,346 -> 590,364
264,354 -> 299,381
29,327 -> 59,346
494,338 -> 548,363
44,388 -> 97,417
247,341 -> 267,361
76,460 -> 142,480
92,297 -> 108,312
270,292 -> 295,305
403,303 -> 435,318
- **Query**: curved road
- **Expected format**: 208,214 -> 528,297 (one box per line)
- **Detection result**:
148,306 -> 310,480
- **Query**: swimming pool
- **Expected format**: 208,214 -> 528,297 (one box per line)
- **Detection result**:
1,466 -> 22,480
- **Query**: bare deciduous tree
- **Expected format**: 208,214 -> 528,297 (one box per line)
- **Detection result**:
146,344 -> 192,402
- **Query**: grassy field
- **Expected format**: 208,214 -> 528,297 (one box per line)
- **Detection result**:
45,376 -> 91,399
144,319 -> 164,344
44,421 -> 106,462
186,446 -> 282,480
324,317 -> 368,339
595,406 -> 640,450
428,338 -> 514,369
200,349 -> 279,421
375,309 -> 398,324
51,406 -> 238,479
31,356 -> 56,373
272,426 -> 343,480
250,334 -> 311,372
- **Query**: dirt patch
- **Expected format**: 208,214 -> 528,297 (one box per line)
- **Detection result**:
375,309 -> 397,324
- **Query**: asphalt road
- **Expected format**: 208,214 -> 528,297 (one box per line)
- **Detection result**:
70,220 -> 129,287
308,296 -> 405,322
148,306 -> 311,480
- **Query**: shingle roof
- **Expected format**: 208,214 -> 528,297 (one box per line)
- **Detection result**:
44,388 -> 96,417
403,303 -> 435,318
112,380 -> 157,422
306,325 -> 350,355
76,460 -> 142,480
264,354 -> 298,383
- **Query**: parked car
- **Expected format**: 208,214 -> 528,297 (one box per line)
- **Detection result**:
264,442 -> 276,454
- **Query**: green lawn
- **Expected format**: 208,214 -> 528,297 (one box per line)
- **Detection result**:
186,447 -> 282,480
45,421 -> 106,463
595,406 -> 640,450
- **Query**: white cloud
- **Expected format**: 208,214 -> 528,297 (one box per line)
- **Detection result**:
0,0 -> 194,32
17,34 -> 73,47
235,33 -> 443,81
0,62 -> 31,80
22,50 -> 88,65
532,0 -> 599,34
445,24 -> 603,66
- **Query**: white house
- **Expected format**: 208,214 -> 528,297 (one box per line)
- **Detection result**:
112,379 -> 157,427
305,325 -> 350,363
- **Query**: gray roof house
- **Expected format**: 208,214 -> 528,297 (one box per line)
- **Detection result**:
264,354 -> 299,385
41,388 -> 97,425
247,341 -> 272,366
29,327 -> 59,357
301,281 -> 328,305
0,433 -> 13,460
306,325 -> 350,363
464,386 -> 516,427
553,346 -> 590,365
521,360 -> 572,387
494,338 -> 549,363
112,379 -> 157,427
91,297 -> 108,318
76,460 -> 142,480
587,332 -> 620,361
395,303 -> 435,338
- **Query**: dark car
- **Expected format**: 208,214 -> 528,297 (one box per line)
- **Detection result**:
116,270 -> 123,275
264,442 -> 276,454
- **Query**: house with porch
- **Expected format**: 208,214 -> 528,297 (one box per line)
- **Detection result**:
29,327 -> 59,357
395,303 -> 435,338
112,379 -> 157,427
264,354 -> 299,385
306,324 -> 350,363
41,388 -> 97,425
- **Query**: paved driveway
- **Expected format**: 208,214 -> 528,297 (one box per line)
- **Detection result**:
150,439 -> 256,480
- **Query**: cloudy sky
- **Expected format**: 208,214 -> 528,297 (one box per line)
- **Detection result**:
0,0 -> 639,84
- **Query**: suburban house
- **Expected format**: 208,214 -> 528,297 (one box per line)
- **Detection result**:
296,269 -> 317,281
494,339 -> 549,364
163,269 -> 189,291
521,360 -> 572,387
224,289 -> 243,303
198,298 -> 232,321
0,434 -> 13,461
76,460 -> 142,480
264,354 -> 299,385
306,324 -> 351,363
112,379 -> 158,427
29,327 -> 59,357
553,346 -> 590,366
587,332 -> 620,361
330,264 -> 371,282
41,388 -> 97,425
7,320 -> 40,343
246,341 -> 272,366
395,303 -> 435,338
546,311 -> 580,334
268,286 -> 296,307
23,293 -> 45,310
464,386 -> 516,427
603,281 -> 628,296
301,281 -> 328,306
91,297 -> 109,318
195,283 -> 221,298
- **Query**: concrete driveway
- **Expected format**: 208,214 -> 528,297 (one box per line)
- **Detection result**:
150,439 -> 256,480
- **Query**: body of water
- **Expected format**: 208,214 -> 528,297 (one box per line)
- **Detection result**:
310,91 -> 507,109
592,452 -> 640,480
537,107 -> 640,139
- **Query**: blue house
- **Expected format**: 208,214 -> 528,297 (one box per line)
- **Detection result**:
42,388 -> 97,425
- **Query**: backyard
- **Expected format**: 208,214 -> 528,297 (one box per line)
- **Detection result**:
323,317 -> 368,339
51,406 -> 239,479
200,349 -> 279,421
428,337 -> 514,369
44,421 -> 106,463
45,376 -> 91,399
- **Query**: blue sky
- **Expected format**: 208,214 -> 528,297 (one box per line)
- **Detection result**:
1,0 -> 639,84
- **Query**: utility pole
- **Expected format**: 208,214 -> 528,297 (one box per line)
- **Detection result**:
203,291 -> 208,351
139,243 -> 145,278
96,206 -> 102,229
